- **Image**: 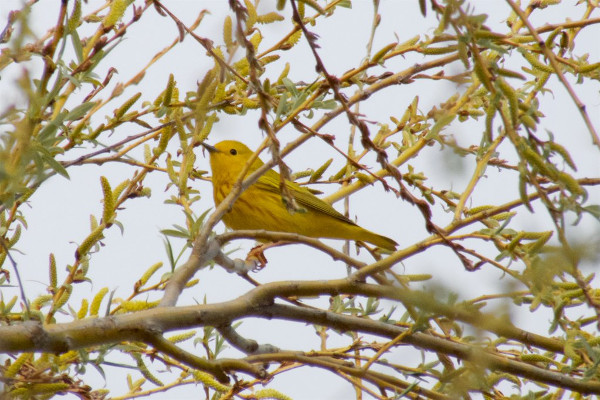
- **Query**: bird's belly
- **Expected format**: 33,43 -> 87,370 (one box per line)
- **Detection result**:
223,188 -> 302,232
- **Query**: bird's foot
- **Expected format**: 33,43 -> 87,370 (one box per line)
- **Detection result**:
246,245 -> 268,271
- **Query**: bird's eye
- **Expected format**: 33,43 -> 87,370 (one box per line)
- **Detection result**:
230,149 -> 237,155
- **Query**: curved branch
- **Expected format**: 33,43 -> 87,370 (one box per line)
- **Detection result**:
216,230 -> 367,269
0,279 -> 564,366
144,334 -> 230,382
2,279 -> 593,393
217,325 -> 279,355
159,237 -> 220,307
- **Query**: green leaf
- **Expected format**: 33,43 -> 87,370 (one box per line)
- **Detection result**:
33,144 -> 70,179
275,91 -> 289,120
582,205 -> 600,221
160,228 -> 190,239
163,237 -> 176,272
44,154 -> 69,179
281,77 -> 299,97
426,113 -> 455,140
38,112 -> 67,144
70,29 -> 84,64
66,102 -> 98,121
315,99 -> 337,109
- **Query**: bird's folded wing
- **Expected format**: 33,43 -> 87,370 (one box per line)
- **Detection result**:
256,171 -> 357,226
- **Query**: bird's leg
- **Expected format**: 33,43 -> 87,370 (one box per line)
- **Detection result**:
245,241 -> 292,271
246,244 -> 268,271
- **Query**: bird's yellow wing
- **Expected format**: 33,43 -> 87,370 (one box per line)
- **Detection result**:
255,170 -> 358,226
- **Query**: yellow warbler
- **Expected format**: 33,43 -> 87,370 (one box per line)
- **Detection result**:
203,140 -> 397,251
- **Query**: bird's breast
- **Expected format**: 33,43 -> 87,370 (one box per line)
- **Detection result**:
212,179 -> 232,206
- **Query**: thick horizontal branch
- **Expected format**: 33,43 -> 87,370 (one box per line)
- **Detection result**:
1,278 -> 591,392
1,278 -> 563,355
217,325 -> 279,355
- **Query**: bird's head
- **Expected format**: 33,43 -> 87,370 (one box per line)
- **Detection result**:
201,140 -> 264,181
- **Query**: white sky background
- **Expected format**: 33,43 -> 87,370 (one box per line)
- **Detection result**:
1,0 -> 599,399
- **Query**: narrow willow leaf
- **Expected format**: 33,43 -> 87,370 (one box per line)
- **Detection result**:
70,29 -> 84,63
426,113 -> 455,140
35,145 -> 70,178
66,101 -> 97,121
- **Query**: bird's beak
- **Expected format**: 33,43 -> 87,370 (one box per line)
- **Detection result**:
200,142 -> 217,153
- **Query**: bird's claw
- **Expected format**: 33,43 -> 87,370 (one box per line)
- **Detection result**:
246,245 -> 268,271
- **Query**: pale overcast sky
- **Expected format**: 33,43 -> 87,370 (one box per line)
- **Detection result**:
1,1 -> 599,398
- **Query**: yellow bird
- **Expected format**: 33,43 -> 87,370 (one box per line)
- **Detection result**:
203,140 -> 397,251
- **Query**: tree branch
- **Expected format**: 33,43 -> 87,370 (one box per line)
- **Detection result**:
2,279 -> 583,391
